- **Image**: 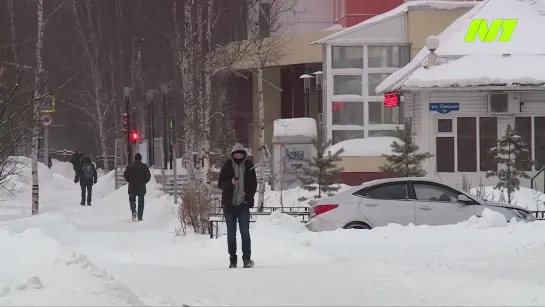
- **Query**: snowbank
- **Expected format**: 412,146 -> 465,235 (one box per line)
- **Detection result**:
327,137 -> 403,157
273,117 -> 317,139
470,186 -> 545,211
0,228 -> 144,305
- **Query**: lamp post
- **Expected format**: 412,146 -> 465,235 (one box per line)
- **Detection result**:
299,74 -> 314,117
312,71 -> 324,134
147,91 -> 155,166
124,87 -> 132,164
161,84 -> 168,170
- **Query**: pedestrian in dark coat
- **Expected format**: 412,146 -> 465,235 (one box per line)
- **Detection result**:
217,143 -> 257,268
70,149 -> 83,179
124,153 -> 152,222
75,156 -> 98,206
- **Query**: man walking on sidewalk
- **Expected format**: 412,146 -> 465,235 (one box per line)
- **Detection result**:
124,153 -> 152,222
75,156 -> 97,206
217,143 -> 257,268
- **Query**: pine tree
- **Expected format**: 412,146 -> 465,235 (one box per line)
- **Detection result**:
486,123 -> 534,204
297,130 -> 345,199
379,120 -> 433,177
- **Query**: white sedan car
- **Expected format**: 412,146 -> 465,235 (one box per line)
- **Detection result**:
306,177 -> 535,231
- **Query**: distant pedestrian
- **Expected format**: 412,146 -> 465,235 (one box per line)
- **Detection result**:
123,153 -> 151,222
75,156 -> 97,206
70,149 -> 83,179
217,143 -> 257,268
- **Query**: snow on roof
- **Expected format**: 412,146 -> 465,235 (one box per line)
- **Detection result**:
377,0 -> 545,92
273,117 -> 318,139
403,54 -> 545,88
327,137 -> 404,157
313,1 -> 477,45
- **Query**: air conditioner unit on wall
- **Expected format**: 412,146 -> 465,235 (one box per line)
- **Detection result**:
488,92 -> 521,114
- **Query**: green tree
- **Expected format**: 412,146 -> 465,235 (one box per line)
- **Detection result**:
486,123 -> 534,204
297,131 -> 344,199
380,120 -> 433,177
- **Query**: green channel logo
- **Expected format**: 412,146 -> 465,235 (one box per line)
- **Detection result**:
464,18 -> 518,42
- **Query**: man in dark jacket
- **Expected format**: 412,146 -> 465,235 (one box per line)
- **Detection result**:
75,156 -> 98,206
217,143 -> 257,268
71,149 -> 83,179
124,153 -> 152,222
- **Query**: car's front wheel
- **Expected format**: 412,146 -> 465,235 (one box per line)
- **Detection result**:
343,221 -> 372,230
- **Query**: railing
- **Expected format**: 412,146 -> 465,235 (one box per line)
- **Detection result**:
532,211 -> 545,220
208,206 -> 310,239
531,167 -> 545,192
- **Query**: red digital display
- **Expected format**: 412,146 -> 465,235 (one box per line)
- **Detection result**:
384,92 -> 399,107
332,102 -> 344,111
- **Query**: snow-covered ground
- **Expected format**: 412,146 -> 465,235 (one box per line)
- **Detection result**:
3,158 -> 545,305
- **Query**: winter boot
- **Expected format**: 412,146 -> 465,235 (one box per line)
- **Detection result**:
243,258 -> 254,268
229,257 -> 237,268
80,201 -> 85,206
132,212 -> 137,222
87,202 -> 92,206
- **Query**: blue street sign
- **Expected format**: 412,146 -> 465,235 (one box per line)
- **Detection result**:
429,103 -> 459,114
40,95 -> 56,113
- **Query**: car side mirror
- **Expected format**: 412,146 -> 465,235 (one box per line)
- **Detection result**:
457,194 -> 471,203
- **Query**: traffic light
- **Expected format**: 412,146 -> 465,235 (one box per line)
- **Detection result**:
122,113 -> 128,130
130,130 -> 140,143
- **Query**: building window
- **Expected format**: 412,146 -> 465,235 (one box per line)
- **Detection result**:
479,117 -> 497,172
535,117 -> 545,170
367,73 -> 391,96
369,100 -> 404,125
332,46 -> 363,69
436,137 -> 455,172
437,119 -> 452,133
515,117 -> 532,171
333,75 -> 362,96
332,101 -> 364,125
368,45 -> 410,68
457,117 -> 477,172
332,130 -> 364,144
368,130 -> 403,138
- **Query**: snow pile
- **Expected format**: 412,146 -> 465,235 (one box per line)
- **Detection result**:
327,137 -> 403,157
50,159 -> 76,180
0,228 -> 144,306
404,54 -> 545,88
273,117 -> 317,139
464,208 -> 509,229
470,186 -> 545,211
0,157 -> 57,200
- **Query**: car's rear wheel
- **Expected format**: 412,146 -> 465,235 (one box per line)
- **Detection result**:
343,221 -> 372,230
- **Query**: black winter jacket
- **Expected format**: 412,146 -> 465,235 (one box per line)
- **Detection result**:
124,161 -> 152,195
217,159 -> 257,208
75,157 -> 97,186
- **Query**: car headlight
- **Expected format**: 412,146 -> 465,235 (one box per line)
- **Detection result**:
510,208 -> 535,221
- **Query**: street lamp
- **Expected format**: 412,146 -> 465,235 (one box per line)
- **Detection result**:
147,91 -> 155,166
312,71 -> 324,135
299,74 -> 314,117
161,84 -> 169,170
124,87 -> 132,164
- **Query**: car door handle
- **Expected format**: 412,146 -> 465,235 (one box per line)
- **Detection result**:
364,204 -> 378,207
418,206 -> 432,211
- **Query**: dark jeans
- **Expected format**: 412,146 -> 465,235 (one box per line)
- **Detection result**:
80,184 -> 92,205
224,203 -> 251,261
129,193 -> 145,219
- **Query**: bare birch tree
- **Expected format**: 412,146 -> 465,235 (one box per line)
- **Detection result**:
242,0 -> 298,210
69,0 -> 114,170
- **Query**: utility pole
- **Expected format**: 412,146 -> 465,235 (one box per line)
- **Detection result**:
124,87 -> 132,164
132,107 -> 137,157
147,92 -> 154,166
168,88 -> 173,170
161,84 -> 168,170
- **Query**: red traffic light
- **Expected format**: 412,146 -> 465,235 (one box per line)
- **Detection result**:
130,131 -> 139,142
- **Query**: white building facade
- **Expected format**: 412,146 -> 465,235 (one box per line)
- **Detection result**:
316,10 -> 410,144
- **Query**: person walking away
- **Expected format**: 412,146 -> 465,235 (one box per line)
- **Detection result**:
70,149 -> 83,178
124,153 -> 151,222
217,143 -> 257,268
75,156 -> 97,206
